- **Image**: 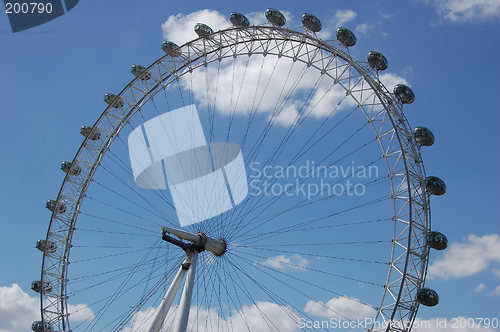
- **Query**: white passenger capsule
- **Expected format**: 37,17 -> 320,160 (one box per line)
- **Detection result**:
336,27 -> 357,47
46,200 -> 66,213
32,321 -> 54,332
104,93 -> 124,108
416,288 -> 439,307
265,8 -> 286,27
161,41 -> 182,57
131,64 -> 151,81
31,280 -> 52,294
36,239 -> 57,253
414,127 -> 435,146
425,176 -> 446,196
367,51 -> 388,71
394,84 -> 415,104
230,12 -> 250,27
302,13 -> 321,32
194,23 -> 213,37
80,125 -> 101,140
61,161 -> 81,176
426,231 -> 448,250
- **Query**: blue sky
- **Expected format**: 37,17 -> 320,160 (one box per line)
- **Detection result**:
1,0 -> 500,331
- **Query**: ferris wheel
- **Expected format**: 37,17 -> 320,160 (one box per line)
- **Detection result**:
32,8 -> 449,332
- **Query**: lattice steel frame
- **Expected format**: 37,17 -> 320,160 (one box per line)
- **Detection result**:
39,25 -> 431,332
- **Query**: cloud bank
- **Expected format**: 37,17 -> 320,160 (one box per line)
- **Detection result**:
431,0 -> 500,22
428,233 -> 500,280
0,283 -> 93,332
161,10 -> 408,127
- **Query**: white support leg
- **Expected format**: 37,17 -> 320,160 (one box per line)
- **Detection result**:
148,254 -> 192,332
173,252 -> 198,332
154,227 -> 220,332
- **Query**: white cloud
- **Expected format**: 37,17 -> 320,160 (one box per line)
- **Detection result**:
379,12 -> 393,20
161,10 -> 298,46
333,9 -> 357,28
243,10 -> 296,27
175,52 -> 405,124
161,9 -> 230,45
123,302 -> 299,332
431,0 -> 500,22
178,54 -> 406,126
0,283 -> 93,332
67,303 -> 95,321
175,52 -> 347,124
489,285 -> 500,296
121,306 -> 156,332
355,23 -> 374,36
0,283 -> 39,332
245,11 -> 268,26
160,9 -> 409,127
400,66 -> 414,81
428,234 -> 500,280
412,316 -> 498,331
474,283 -> 486,293
123,301 -> 500,332
308,84 -> 354,118
270,101 -> 300,127
351,8 -> 394,39
303,295 -> 376,320
228,301 -> 299,332
309,9 -> 357,40
177,56 -> 318,117
379,73 -> 409,91
262,254 -> 309,271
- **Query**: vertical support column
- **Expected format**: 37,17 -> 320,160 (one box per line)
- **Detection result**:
148,254 -> 192,332
173,252 -> 198,332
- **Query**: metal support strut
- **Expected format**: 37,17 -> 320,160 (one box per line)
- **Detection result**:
148,227 -> 226,332
174,252 -> 198,332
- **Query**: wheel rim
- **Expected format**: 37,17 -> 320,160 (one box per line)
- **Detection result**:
39,25 -> 431,332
